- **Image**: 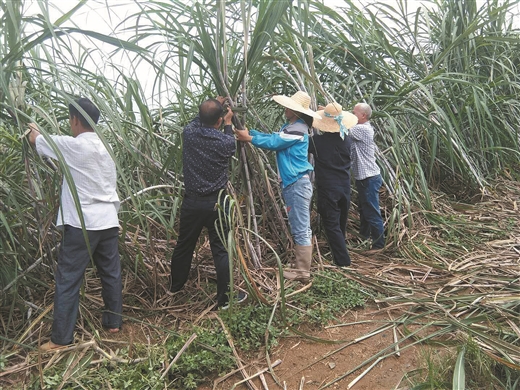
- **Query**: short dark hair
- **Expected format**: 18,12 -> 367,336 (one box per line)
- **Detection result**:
199,99 -> 224,127
69,98 -> 100,129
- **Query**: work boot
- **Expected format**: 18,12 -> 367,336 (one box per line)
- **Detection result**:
283,245 -> 312,281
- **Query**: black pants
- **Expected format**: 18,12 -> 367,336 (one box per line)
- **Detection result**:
169,196 -> 230,306
316,184 -> 351,266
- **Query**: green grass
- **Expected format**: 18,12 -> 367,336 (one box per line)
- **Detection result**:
165,327 -> 235,390
220,303 -> 285,352
286,269 -> 367,325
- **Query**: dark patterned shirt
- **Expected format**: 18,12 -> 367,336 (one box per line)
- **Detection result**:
182,116 -> 236,197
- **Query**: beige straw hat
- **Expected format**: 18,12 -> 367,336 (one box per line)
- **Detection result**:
272,91 -> 322,119
313,102 -> 358,139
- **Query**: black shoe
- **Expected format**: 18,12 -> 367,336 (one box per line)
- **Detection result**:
219,291 -> 248,310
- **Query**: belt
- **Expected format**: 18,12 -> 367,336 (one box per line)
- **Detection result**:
185,191 -> 223,201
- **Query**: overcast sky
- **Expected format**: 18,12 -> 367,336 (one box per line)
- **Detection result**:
23,0 -> 519,105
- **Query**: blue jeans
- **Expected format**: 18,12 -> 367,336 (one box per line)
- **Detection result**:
282,175 -> 312,246
356,174 -> 385,249
52,226 -> 122,345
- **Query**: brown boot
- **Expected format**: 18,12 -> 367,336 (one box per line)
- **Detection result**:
283,245 -> 312,281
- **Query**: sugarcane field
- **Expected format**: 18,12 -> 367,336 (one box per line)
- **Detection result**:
1,1 -> 520,389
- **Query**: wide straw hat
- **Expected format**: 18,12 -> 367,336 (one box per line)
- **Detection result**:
272,91 -> 322,119
313,102 -> 358,139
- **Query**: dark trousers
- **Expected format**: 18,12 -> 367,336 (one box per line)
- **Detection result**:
170,196 -> 230,306
356,174 -> 385,249
317,184 -> 351,266
52,225 -> 122,345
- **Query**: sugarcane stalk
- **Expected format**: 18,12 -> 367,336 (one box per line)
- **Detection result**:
237,0 -> 262,266
241,105 -> 293,246
213,0 -> 261,268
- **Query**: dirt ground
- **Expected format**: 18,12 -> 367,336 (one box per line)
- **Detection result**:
197,305 -> 421,390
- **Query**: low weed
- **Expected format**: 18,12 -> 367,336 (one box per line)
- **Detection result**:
286,269 -> 367,325
220,303 -> 285,353
26,326 -> 235,390
28,346 -> 165,390
405,346 -> 454,389
165,325 -> 235,389
22,271 -> 369,389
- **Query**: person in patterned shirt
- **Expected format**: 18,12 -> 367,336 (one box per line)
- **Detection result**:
169,97 -> 244,309
350,103 -> 385,250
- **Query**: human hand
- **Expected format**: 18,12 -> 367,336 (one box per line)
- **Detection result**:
216,96 -> 229,105
317,105 -> 326,110
222,107 -> 234,125
27,123 -> 41,145
234,128 -> 252,142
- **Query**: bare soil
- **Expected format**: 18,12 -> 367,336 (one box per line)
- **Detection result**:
197,304 -> 421,390
105,300 -> 422,390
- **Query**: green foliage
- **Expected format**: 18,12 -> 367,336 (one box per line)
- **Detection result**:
406,346 -> 457,390
453,346 -> 466,390
220,303 -> 285,352
301,0 -> 520,205
165,327 -> 234,389
95,364 -> 163,390
24,329 -> 234,390
288,270 -> 367,325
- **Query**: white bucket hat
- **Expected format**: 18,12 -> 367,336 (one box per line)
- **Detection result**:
272,91 -> 322,119
313,102 -> 358,139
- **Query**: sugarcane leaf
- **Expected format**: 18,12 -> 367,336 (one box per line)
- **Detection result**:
452,346 -> 466,390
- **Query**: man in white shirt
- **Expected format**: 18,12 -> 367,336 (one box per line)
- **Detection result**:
28,97 -> 122,351
350,103 -> 385,250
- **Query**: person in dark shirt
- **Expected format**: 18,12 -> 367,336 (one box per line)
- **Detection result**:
309,102 -> 358,266
169,97 -> 240,308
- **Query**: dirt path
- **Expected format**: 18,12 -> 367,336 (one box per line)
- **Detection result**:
199,305 -> 421,390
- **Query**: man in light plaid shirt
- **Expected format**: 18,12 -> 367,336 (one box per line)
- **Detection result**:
350,103 -> 385,250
